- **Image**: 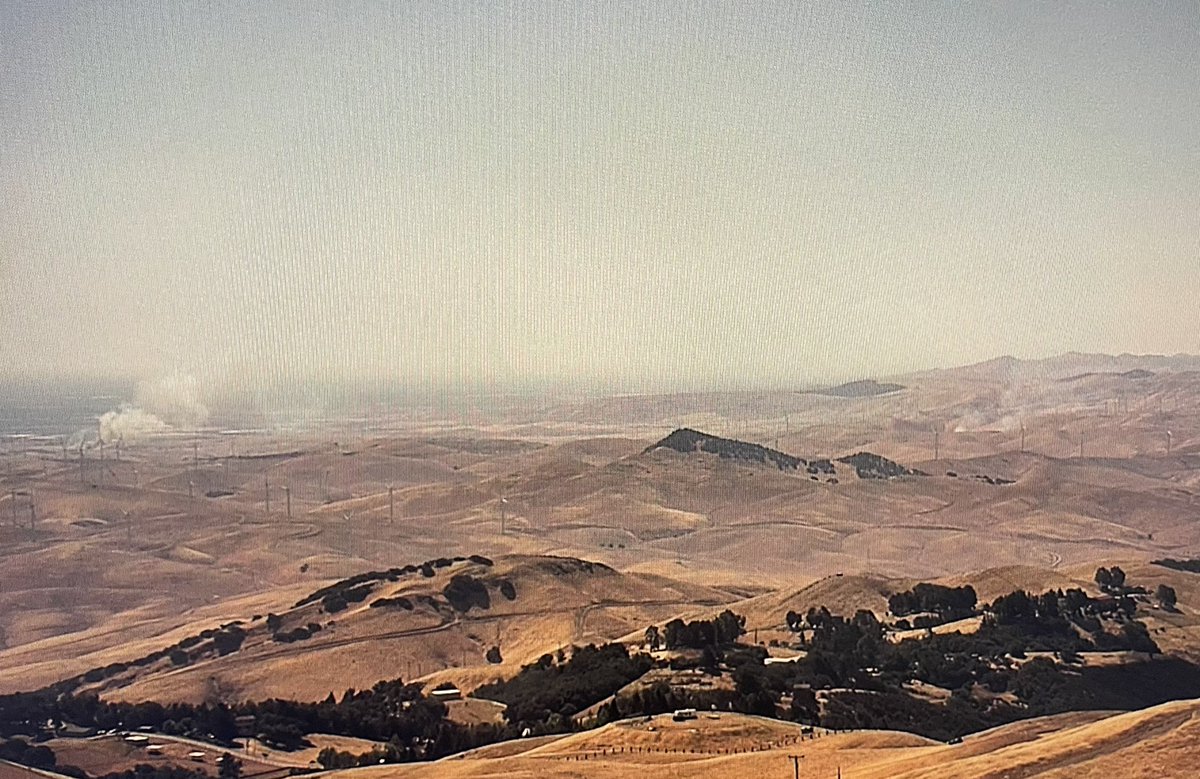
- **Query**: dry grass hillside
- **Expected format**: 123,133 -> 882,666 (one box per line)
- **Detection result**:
322,700 -> 1200,779
80,554 -> 738,704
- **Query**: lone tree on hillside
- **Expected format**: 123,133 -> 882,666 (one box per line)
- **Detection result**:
1156,583 -> 1178,610
1095,567 -> 1113,589
218,754 -> 242,779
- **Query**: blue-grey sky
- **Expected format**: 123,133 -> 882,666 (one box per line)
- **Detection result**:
2,1 -> 1197,395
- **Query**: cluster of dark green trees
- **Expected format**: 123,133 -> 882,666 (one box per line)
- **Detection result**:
466,578 -> 1187,742
59,621 -> 250,689
836,452 -> 923,479
0,737 -> 62,771
1094,565 -> 1128,592
293,555 -> 494,610
1153,558 -> 1200,574
0,678 -> 507,765
474,644 -> 652,726
650,428 -> 805,471
886,583 -> 978,621
316,745 -> 399,769
442,574 -> 491,612
656,610 -> 746,650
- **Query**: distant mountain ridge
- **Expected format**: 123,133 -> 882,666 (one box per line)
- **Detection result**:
810,379 -> 906,398
647,428 -> 804,470
1061,368 -> 1156,382
906,352 -> 1200,383
646,428 -> 923,481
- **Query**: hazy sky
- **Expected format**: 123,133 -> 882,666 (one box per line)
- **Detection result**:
2,2 -> 1197,395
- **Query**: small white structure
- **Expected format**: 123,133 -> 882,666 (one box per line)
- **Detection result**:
764,655 -> 803,666
146,745 -> 164,756
672,708 -> 697,721
187,752 -> 206,762
430,686 -> 462,701
124,735 -> 150,747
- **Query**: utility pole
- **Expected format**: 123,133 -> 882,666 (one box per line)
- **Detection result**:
1020,424 -> 1026,453
188,480 -> 195,500
388,485 -> 394,524
787,754 -> 805,779
265,475 -> 270,515
500,497 -> 508,535
934,430 -> 940,460
1167,430 -> 1173,455
10,489 -> 16,527
284,484 -> 292,520
28,491 -> 35,530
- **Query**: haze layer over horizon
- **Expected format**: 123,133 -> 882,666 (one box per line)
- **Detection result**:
2,2 -> 1197,394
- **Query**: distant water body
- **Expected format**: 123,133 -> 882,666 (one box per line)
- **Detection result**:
0,377 -> 576,438
0,378 -> 133,437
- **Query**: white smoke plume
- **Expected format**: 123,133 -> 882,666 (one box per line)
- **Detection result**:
953,412 -> 1023,433
95,371 -> 210,443
134,372 -> 209,427
98,406 -> 169,441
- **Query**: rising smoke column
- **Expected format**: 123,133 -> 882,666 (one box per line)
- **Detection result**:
95,371 -> 210,442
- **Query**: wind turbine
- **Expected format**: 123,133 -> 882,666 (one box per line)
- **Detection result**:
387,484 -> 394,524
500,497 -> 508,535
1167,430 -> 1173,455
342,510 -> 355,562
